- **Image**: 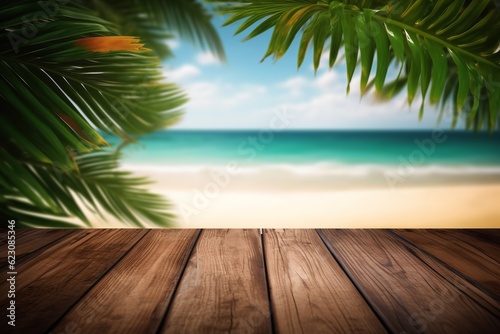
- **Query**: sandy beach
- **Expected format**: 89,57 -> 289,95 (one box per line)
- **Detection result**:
168,184 -> 500,228
87,181 -> 500,228
69,130 -> 500,229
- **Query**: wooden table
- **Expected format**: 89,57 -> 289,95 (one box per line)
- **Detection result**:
1,229 -> 499,333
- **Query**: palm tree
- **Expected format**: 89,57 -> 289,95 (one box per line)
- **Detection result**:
0,0 -> 224,227
210,0 -> 500,129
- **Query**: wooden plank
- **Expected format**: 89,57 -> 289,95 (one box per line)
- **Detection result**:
319,230 -> 500,334
389,230 -> 499,317
0,229 -> 147,334
457,230 -> 500,261
161,229 -> 272,334
0,229 -> 74,267
472,229 -> 500,241
395,229 -> 500,297
264,229 -> 386,333
53,229 -> 199,334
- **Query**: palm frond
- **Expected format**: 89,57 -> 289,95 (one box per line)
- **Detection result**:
144,0 -> 226,61
212,0 -> 500,130
0,0 -> 189,227
1,0 -> 186,168
1,149 -> 173,228
88,0 -> 226,61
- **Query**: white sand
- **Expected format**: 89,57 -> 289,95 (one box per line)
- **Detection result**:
168,184 -> 500,228
89,183 -> 500,228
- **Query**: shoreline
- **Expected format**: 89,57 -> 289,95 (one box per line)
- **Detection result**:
168,183 -> 500,228
86,183 -> 500,228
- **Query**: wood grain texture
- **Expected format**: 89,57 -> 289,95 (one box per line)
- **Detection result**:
0,229 -> 146,334
395,229 -> 500,297
0,229 -> 74,267
390,230 -> 500,318
319,230 -> 500,334
2,229 -> 498,333
53,229 -> 199,334
264,229 -> 386,334
468,229 -> 500,243
161,229 -> 272,334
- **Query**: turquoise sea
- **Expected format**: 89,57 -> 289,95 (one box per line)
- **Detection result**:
113,130 -> 500,190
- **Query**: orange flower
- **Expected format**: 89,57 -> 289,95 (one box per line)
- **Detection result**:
76,36 -> 147,53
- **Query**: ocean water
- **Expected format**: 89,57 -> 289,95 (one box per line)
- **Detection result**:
112,130 -> 500,190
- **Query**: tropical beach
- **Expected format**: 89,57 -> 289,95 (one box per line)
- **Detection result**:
2,1 -> 500,333
78,130 -> 500,228
3,0 -> 500,229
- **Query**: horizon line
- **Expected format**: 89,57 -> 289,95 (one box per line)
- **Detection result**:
163,128 -> 476,132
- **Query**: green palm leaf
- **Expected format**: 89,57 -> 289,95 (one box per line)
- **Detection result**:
1,149 -> 173,227
87,0 -> 175,59
211,0 -> 500,130
0,0 -> 220,227
1,1 -> 186,168
88,0 -> 226,60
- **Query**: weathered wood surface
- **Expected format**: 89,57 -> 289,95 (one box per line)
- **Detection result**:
1,229 -> 498,334
161,229 -> 272,334
0,229 -> 147,334
53,230 -> 199,334
0,228 -> 74,267
390,230 -> 500,317
264,229 -> 386,333
395,229 -> 500,297
319,229 -> 500,334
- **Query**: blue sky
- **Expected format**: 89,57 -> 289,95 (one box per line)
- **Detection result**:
163,15 -> 456,130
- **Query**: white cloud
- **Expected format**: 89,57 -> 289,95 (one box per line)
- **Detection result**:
164,64 -> 200,81
170,79 -> 275,128
185,82 -> 267,109
280,76 -> 308,97
171,58 -> 441,129
196,52 -> 221,66
166,39 -> 180,50
314,71 -> 340,90
281,76 -> 307,89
